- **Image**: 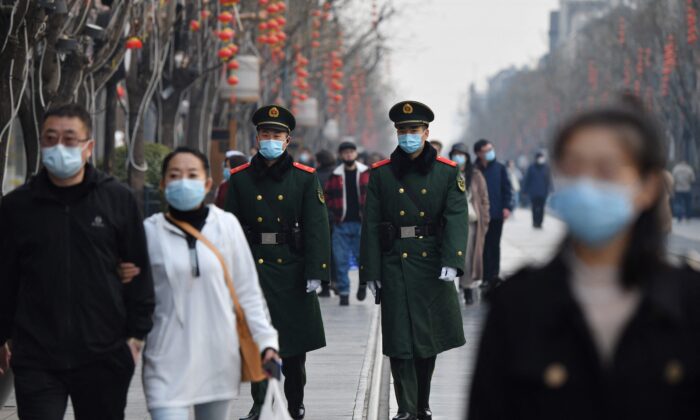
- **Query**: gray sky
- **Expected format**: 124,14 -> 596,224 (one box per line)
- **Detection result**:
383,0 -> 559,146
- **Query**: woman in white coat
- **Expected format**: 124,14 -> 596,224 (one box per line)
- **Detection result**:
141,147 -> 279,420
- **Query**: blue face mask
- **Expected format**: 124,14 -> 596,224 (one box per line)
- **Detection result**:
549,178 -> 636,247
41,144 -> 85,179
453,154 -> 467,165
165,179 -> 207,211
485,150 -> 496,162
398,134 -> 423,154
223,166 -> 231,182
259,140 -> 285,160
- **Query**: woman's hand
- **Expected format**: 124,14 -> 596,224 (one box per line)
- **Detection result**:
262,348 -> 281,365
118,262 -> 141,284
0,342 -> 11,375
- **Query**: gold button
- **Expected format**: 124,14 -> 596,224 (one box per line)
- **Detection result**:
402,252 -> 408,258
421,251 -> 427,257
277,258 -> 283,264
277,194 -> 284,201
277,217 -> 281,222
399,210 -> 405,216
457,250 -> 463,256
665,360 -> 684,385
421,188 -> 427,194
419,211 -> 425,217
322,263 -> 327,269
257,217 -> 263,223
543,363 -> 568,389
256,195 -> 263,201
258,258 -> 264,264
399,188 -> 405,193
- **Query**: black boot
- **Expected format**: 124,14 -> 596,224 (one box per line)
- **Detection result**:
288,403 -> 305,419
239,406 -> 260,420
418,407 -> 433,420
463,288 -> 474,305
392,412 -> 417,420
340,295 -> 349,306
318,283 -> 331,297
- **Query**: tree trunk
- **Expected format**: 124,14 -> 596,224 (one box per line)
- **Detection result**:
103,75 -> 118,174
159,92 -> 181,149
19,89 -> 40,178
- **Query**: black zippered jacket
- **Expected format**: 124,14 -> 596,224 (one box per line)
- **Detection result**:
0,165 -> 154,370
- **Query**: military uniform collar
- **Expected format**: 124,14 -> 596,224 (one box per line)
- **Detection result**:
389,141 -> 437,179
250,150 -> 294,181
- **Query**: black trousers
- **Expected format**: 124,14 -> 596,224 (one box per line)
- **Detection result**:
390,356 -> 436,415
531,196 -> 547,227
251,353 -> 307,409
483,218 -> 504,282
13,345 -> 135,420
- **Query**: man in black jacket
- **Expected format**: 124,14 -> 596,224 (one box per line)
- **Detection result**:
0,104 -> 154,420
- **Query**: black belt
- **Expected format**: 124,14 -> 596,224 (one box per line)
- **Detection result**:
248,232 -> 292,245
398,224 -> 438,239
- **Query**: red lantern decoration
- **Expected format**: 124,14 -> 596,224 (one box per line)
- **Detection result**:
227,44 -> 239,54
116,84 -> 125,99
218,11 -> 234,23
276,17 -> 287,26
311,41 -> 321,48
277,32 -> 287,42
259,0 -> 269,5
258,22 -> 269,31
218,28 -> 235,41
268,34 -> 279,44
311,10 -> 321,17
201,10 -> 211,19
190,20 -> 201,31
267,20 -> 279,29
126,37 -> 143,49
688,0 -> 698,44
227,60 -> 240,70
227,75 -> 239,85
258,35 -> 269,44
218,47 -> 233,60
312,31 -> 320,39
267,3 -> 279,13
276,2 -> 286,11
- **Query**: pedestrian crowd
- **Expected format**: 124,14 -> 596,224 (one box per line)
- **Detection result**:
1,93 -> 699,420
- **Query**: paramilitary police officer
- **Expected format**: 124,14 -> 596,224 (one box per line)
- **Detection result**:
225,105 -> 330,420
359,101 -> 468,420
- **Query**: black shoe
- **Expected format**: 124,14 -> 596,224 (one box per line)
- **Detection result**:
318,284 -> 331,297
392,412 -> 417,420
356,285 -> 367,301
288,403 -> 305,419
418,407 -> 433,420
340,295 -> 349,306
239,406 -> 260,420
463,288 -> 474,305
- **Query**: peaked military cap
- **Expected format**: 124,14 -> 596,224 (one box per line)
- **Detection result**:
252,105 -> 296,132
389,101 -> 435,128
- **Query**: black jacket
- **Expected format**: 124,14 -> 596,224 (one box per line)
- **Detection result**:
0,165 -> 155,370
468,256 -> 700,420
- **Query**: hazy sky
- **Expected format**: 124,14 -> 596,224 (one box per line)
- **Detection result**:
382,0 -> 559,145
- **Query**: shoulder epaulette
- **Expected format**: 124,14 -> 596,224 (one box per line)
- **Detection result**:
230,162 -> 251,175
293,162 -> 316,173
371,158 -> 391,169
436,156 -> 457,167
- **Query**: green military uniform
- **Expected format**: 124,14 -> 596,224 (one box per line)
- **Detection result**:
225,105 -> 330,420
360,101 -> 468,420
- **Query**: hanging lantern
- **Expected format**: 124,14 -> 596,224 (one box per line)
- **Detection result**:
227,59 -> 240,70
312,31 -> 320,39
259,0 -> 269,4
116,84 -> 126,99
268,34 -> 279,44
218,47 -> 233,60
201,10 -> 211,19
259,22 -> 269,31
267,3 -> 279,13
218,11 -> 234,23
126,37 -> 143,49
227,75 -> 239,85
277,17 -> 287,26
277,32 -> 287,42
311,41 -> 321,48
267,20 -> 279,29
227,43 -> 239,54
218,28 -> 235,41
258,35 -> 269,44
276,2 -> 286,11
190,20 -> 201,31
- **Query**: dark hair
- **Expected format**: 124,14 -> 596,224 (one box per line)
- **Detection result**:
473,139 -> 490,154
463,152 -> 474,187
43,103 -> 92,136
552,94 -> 667,288
315,149 -> 336,168
161,146 -> 210,177
228,155 -> 248,169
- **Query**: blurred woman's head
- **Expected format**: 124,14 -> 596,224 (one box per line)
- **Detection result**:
160,147 -> 213,211
550,94 -> 666,285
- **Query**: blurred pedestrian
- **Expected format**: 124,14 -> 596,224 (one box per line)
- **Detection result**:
226,105 -> 330,420
449,144 -> 490,305
430,140 -> 444,156
672,160 -> 696,221
324,141 -> 370,305
474,139 -> 513,288
506,160 -> 522,209
315,149 -> 338,297
0,103 -> 154,419
361,101 -> 467,420
214,150 -> 248,208
140,147 -> 279,420
297,146 -> 315,167
523,152 -> 552,229
468,96 -> 700,420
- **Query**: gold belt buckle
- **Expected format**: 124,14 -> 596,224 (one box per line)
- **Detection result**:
400,226 -> 417,239
260,233 -> 277,245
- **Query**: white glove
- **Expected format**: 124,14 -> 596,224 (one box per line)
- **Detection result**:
439,267 -> 458,282
367,280 -> 382,297
306,279 -> 322,293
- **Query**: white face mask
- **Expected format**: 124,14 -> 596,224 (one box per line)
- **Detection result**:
41,144 -> 87,179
